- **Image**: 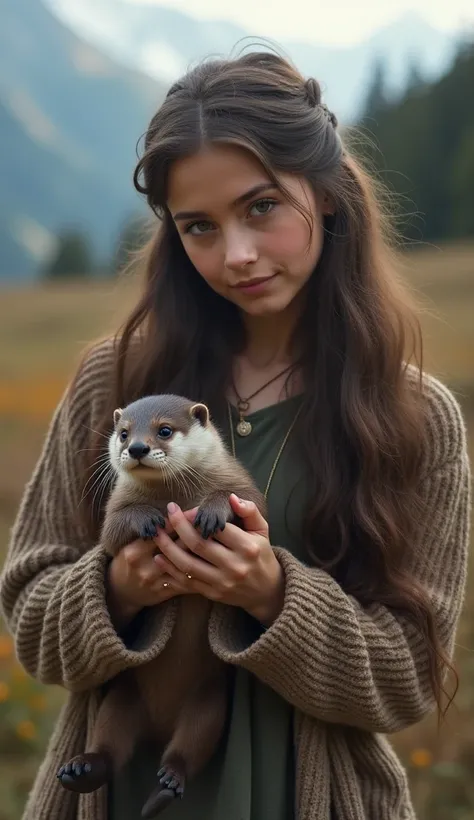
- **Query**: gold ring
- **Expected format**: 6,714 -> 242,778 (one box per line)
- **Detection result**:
186,574 -> 192,580
163,582 -> 169,588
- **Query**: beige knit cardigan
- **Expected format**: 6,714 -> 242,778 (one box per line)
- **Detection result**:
0,339 -> 471,820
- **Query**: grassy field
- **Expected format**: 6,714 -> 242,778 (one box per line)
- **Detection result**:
0,242 -> 473,819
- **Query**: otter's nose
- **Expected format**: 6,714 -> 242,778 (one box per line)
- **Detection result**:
128,442 -> 151,460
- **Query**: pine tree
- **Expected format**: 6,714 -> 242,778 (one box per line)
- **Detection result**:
404,56 -> 425,96
361,56 -> 389,122
43,230 -> 94,279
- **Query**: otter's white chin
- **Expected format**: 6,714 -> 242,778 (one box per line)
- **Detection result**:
116,451 -> 167,479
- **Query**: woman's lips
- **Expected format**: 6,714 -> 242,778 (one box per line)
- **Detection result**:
233,273 -> 277,294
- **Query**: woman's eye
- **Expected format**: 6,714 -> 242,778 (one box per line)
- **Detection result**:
249,198 -> 277,217
119,430 -> 128,441
185,220 -> 212,236
157,426 -> 173,438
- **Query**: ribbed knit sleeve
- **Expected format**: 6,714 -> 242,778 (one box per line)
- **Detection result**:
0,340 -> 176,692
209,374 -> 471,734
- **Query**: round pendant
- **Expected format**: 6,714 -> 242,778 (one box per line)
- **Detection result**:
236,419 -> 252,437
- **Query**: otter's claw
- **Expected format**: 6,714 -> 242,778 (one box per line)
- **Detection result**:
140,514 -> 166,540
140,765 -> 185,818
57,753 -> 110,793
194,508 -> 227,540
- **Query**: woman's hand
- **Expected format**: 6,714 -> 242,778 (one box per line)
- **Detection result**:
106,533 -> 191,631
153,494 -> 285,627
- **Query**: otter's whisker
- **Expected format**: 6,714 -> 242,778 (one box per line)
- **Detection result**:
172,459 -> 204,493
81,468 -> 107,502
82,457 -> 112,489
81,463 -> 114,505
85,455 -> 113,473
163,461 -> 187,499
76,447 -> 111,458
170,462 -> 194,499
178,457 -> 206,484
93,469 -> 115,513
83,425 -> 111,441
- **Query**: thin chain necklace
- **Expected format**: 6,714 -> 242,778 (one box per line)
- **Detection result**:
227,401 -> 302,500
231,364 -> 293,437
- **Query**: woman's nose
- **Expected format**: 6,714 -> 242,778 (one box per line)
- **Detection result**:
224,230 -> 258,270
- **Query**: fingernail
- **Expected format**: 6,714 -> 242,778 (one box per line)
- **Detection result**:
167,502 -> 178,514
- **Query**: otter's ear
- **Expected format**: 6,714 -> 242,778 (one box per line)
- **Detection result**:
113,408 -> 123,426
190,403 -> 209,427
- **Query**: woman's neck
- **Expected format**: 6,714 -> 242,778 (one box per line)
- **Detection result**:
230,304 -> 303,410
240,304 -> 300,370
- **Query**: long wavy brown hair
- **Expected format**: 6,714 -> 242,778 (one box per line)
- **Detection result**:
80,50 -> 456,713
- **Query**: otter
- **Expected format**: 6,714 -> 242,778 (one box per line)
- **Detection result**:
56,394 -> 266,818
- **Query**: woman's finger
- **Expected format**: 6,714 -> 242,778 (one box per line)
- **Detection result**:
152,574 -> 190,601
154,529 -> 220,584
229,494 -> 269,536
150,506 -> 199,537
154,552 -> 187,579
153,557 -> 231,604
165,504 -> 229,564
181,506 -> 199,523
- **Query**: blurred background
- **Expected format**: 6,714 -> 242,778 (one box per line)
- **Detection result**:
0,0 -> 473,817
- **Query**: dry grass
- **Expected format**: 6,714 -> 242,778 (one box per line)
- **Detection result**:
0,241 -> 473,819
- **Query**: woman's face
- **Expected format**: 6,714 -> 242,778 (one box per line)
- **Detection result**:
167,144 -> 331,318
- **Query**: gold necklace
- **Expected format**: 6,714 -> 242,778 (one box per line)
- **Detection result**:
231,364 -> 293,437
227,401 -> 303,500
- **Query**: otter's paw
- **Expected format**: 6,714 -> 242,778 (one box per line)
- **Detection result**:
194,505 -> 229,540
56,753 -> 111,793
140,765 -> 185,818
140,514 -> 166,540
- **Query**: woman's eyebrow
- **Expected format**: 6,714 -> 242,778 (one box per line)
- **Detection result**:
172,182 -> 278,221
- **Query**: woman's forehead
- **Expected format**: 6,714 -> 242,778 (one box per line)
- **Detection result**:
166,144 -> 314,217
167,145 -> 271,210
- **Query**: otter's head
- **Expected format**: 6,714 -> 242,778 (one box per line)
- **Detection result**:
108,394 -> 216,483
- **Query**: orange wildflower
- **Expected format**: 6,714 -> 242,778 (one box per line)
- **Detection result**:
0,634 -> 13,659
16,720 -> 36,741
410,748 -> 433,768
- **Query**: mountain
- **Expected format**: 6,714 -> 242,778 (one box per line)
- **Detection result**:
0,0 -> 165,280
0,0 -> 463,282
45,0 -> 459,122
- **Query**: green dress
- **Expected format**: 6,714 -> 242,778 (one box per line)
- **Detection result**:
108,396 -> 308,820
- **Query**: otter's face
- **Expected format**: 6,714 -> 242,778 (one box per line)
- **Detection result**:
108,396 -> 215,482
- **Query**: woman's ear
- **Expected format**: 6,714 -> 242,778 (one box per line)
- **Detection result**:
322,192 -> 336,216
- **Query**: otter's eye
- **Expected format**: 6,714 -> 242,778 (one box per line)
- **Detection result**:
119,429 -> 128,441
157,425 -> 173,439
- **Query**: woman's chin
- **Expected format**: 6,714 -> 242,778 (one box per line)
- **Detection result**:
238,299 -> 279,317
237,291 -> 298,319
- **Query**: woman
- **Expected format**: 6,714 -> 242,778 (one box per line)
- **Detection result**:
0,51 -> 470,820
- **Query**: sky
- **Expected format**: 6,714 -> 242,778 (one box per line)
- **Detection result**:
126,0 -> 474,46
